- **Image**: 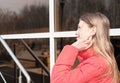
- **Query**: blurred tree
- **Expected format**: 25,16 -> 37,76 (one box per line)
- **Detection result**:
0,4 -> 49,34
17,4 -> 49,30
60,0 -> 120,31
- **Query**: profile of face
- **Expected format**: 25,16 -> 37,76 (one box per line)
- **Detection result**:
76,20 -> 95,41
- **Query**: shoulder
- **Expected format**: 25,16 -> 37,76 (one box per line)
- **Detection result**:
87,55 -> 108,68
82,55 -> 109,74
76,55 -> 109,80
78,55 -> 109,72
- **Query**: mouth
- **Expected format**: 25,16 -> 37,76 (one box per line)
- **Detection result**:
76,35 -> 80,40
76,37 -> 79,40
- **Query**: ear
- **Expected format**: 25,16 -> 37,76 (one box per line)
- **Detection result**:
90,26 -> 96,36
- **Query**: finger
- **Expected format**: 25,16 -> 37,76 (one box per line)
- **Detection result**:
84,37 -> 92,44
87,36 -> 92,41
85,41 -> 93,50
84,36 -> 92,41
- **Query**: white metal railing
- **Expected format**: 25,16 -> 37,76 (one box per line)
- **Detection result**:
0,0 -> 120,76
1,29 -> 120,75
0,72 -> 7,83
0,36 -> 31,83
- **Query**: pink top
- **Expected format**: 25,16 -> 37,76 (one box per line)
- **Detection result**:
51,45 -> 112,83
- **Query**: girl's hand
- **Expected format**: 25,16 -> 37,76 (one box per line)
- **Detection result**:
71,36 -> 92,51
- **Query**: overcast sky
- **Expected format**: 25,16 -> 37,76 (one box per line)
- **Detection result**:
0,0 -> 49,13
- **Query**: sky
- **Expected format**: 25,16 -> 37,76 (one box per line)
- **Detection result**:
0,0 -> 49,13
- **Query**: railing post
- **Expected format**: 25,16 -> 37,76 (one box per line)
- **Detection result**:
13,41 -> 18,83
0,36 -> 31,83
0,72 -> 7,83
21,39 -> 50,75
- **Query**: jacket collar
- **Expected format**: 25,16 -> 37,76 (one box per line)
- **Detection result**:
77,47 -> 96,62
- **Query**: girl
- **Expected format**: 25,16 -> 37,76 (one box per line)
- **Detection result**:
51,12 -> 120,83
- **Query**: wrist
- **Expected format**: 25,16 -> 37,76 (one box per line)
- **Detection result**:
71,44 -> 79,50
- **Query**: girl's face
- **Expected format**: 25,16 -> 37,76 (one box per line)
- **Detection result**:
76,20 -> 92,40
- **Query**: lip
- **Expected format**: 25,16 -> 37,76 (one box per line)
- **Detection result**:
75,34 -> 80,40
76,35 -> 80,38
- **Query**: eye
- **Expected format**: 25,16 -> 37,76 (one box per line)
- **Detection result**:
78,26 -> 81,29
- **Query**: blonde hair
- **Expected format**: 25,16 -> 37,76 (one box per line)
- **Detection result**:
80,12 -> 119,83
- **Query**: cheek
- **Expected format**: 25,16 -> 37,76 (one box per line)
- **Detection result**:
80,30 -> 90,39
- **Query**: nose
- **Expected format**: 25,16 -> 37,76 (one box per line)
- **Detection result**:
75,32 -> 77,36
75,29 -> 79,35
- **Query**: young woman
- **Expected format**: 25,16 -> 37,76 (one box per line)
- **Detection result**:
51,12 -> 120,83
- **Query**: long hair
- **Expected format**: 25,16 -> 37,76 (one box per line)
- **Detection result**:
80,12 -> 119,83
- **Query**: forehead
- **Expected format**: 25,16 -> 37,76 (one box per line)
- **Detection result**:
78,20 -> 88,27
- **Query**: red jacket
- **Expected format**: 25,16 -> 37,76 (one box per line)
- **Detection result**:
51,45 -> 112,83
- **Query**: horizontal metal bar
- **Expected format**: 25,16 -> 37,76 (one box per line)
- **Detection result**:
1,32 -> 50,39
110,28 -> 120,36
1,29 -> 120,39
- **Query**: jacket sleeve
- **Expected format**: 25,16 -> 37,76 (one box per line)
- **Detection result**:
51,45 -> 106,83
